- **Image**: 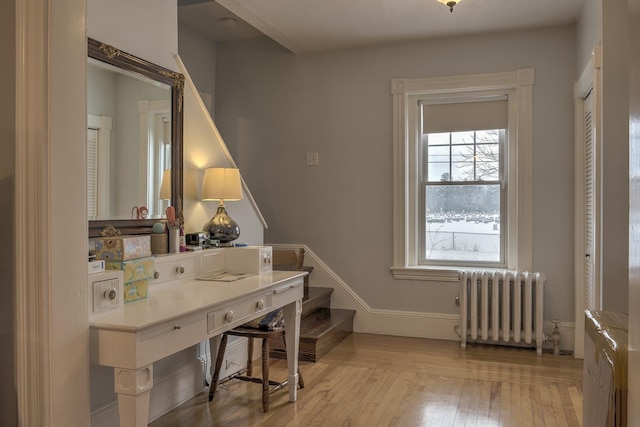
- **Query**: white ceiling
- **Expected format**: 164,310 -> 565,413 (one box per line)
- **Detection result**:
178,0 -> 585,53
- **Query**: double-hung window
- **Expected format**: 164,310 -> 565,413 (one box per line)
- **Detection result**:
422,125 -> 505,265
391,69 -> 534,281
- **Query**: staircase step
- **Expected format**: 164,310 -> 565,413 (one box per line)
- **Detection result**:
302,287 -> 333,319
270,308 -> 356,362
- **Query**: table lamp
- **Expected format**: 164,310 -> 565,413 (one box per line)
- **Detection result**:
201,167 -> 243,243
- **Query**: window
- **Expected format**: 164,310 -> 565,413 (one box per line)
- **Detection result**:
422,129 -> 505,265
391,69 -> 534,281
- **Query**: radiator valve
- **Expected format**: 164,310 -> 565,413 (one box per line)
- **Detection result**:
550,319 -> 561,355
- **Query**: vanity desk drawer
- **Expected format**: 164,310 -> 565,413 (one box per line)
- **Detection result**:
207,292 -> 273,335
138,312 -> 206,365
272,277 -> 304,307
151,252 -> 202,284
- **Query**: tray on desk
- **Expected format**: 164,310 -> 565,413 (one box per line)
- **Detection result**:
196,271 -> 254,282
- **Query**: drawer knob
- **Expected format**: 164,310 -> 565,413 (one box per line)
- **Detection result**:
174,325 -> 181,330
176,265 -> 185,274
225,311 -> 235,323
153,270 -> 160,279
257,299 -> 265,310
105,288 -> 117,300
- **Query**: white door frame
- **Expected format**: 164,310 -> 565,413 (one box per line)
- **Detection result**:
574,44 -> 603,359
15,0 -> 89,424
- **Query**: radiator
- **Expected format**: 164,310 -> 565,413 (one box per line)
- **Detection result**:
458,270 -> 546,356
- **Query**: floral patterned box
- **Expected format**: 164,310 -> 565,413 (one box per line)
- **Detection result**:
123,278 -> 149,303
95,235 -> 151,261
105,257 -> 155,284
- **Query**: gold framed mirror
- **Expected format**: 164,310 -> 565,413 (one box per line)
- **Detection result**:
87,38 -> 184,237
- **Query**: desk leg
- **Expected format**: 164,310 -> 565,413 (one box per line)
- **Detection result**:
114,365 -> 153,427
208,335 -> 221,383
282,298 -> 302,402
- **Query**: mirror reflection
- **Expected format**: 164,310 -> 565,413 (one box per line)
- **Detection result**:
87,58 -> 172,220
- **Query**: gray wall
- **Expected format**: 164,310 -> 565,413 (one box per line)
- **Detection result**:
178,24 -> 217,117
600,0 -> 630,312
209,25 -> 577,322
576,0 -> 601,75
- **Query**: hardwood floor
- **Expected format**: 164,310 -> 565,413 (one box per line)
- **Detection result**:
150,333 -> 583,427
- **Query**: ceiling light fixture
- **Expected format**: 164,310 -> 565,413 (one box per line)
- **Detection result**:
437,0 -> 461,12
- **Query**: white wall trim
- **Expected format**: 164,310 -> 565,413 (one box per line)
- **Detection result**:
174,54 -> 268,229
390,69 -> 535,280
15,0 -> 51,424
366,310 -> 460,341
573,43 -> 602,360
270,243 -> 575,352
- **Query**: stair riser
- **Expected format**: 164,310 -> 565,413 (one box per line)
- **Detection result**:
269,313 -> 354,362
301,294 -> 331,319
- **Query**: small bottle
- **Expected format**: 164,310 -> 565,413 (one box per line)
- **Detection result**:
179,226 -> 186,252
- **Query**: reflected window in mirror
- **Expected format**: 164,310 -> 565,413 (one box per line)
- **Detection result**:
87,59 -> 171,220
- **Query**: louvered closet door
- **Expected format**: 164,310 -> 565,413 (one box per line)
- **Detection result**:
87,128 -> 98,220
583,91 -> 599,310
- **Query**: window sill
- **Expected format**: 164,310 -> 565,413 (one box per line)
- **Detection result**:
390,266 -> 459,282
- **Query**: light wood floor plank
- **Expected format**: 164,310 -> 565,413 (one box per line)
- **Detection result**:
150,334 -> 583,427
549,382 -> 569,427
521,385 -> 536,427
568,384 -> 584,427
536,384 -> 557,427
487,381 -> 501,424
499,381 -> 511,425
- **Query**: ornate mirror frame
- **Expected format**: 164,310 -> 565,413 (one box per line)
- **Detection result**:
87,37 -> 184,237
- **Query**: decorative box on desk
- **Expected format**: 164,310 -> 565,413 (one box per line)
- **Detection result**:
223,246 -> 273,274
105,257 -> 155,282
122,279 -> 149,303
95,235 -> 151,261
105,257 -> 155,303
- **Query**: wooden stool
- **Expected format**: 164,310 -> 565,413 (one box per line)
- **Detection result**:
209,327 -> 304,412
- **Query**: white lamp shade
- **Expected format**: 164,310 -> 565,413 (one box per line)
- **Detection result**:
202,167 -> 243,201
159,169 -> 171,200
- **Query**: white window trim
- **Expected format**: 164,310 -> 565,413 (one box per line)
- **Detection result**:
391,69 -> 534,281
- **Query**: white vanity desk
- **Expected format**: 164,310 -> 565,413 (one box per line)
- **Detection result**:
89,249 -> 305,427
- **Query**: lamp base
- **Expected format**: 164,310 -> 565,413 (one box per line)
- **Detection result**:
203,205 -> 240,243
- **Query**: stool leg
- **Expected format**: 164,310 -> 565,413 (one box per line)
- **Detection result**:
297,368 -> 305,389
281,334 -> 304,389
247,337 -> 254,377
261,338 -> 270,412
209,334 -> 228,402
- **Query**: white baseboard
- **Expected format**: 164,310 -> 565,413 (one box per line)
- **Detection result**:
359,310 -> 575,352
364,309 -> 460,340
148,359 -> 206,422
90,401 -> 119,427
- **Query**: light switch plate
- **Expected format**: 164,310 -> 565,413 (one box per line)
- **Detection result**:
306,152 -> 319,166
